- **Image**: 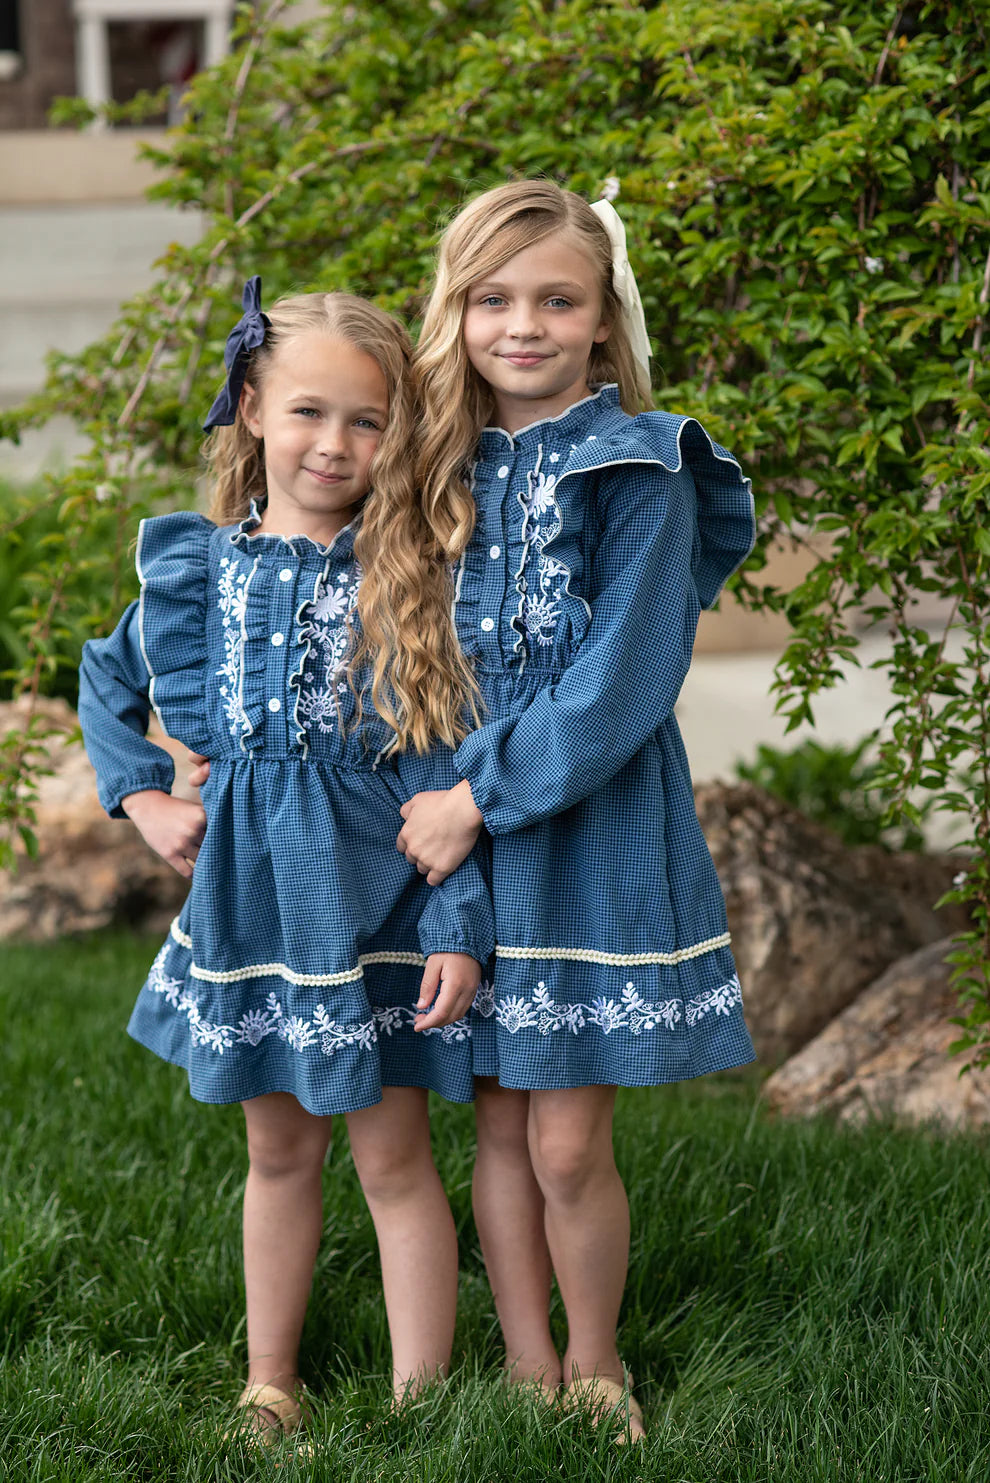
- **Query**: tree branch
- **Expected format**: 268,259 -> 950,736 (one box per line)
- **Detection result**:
873,6 -> 903,86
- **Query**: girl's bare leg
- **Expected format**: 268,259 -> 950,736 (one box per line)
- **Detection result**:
345,1087 -> 458,1400
472,1078 -> 561,1390
528,1086 -> 628,1389
241,1092 -> 334,1397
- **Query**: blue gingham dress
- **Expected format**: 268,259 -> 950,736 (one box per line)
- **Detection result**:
78,507 -> 494,1115
452,386 -> 756,1088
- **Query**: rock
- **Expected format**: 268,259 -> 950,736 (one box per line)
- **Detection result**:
0,696 -> 192,940
761,937 -> 990,1126
695,783 -> 970,1064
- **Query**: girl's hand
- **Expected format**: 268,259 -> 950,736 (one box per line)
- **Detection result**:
397,780 -> 484,885
121,789 -> 206,879
186,750 -> 211,790
414,952 -> 481,1032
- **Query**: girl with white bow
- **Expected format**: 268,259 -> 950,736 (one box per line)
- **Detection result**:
395,179 -> 758,1439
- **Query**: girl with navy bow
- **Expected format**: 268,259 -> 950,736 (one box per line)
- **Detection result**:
78,286 -> 494,1441
395,181 -> 758,1439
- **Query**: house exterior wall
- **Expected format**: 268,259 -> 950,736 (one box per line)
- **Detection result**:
0,0 -> 76,129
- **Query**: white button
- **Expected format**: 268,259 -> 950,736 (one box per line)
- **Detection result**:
480,617 -> 495,632
497,465 -> 509,478
271,632 -> 284,646
279,568 -> 292,582
489,545 -> 501,560
268,697 -> 281,712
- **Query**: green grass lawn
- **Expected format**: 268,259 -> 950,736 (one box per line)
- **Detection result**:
1,933 -> 989,1482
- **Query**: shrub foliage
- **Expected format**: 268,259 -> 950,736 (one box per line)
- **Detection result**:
2,0 -> 989,1047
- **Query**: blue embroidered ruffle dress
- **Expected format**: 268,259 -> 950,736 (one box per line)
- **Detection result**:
78,508 -> 494,1115
451,385 -> 756,1088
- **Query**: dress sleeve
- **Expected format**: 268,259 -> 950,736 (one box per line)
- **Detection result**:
454,460 -> 709,835
392,744 -> 495,967
416,844 -> 495,967
78,601 -> 176,818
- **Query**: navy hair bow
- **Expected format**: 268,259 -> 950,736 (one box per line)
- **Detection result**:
202,275 -> 271,431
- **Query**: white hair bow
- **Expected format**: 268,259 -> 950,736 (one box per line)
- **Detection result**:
589,198 -> 652,398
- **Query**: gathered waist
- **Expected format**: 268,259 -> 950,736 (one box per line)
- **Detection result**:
473,663 -> 567,721
199,751 -> 390,774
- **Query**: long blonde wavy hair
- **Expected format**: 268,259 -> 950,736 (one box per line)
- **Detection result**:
415,180 -> 651,562
205,290 -> 478,752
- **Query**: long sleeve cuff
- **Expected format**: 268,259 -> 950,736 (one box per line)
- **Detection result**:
417,851 -> 495,966
99,759 -> 176,820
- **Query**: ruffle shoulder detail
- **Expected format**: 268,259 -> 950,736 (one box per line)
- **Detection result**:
136,511 -> 217,753
632,412 -> 755,608
576,411 -> 756,610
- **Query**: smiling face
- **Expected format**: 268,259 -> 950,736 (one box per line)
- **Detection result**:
240,331 -> 388,546
461,231 -> 611,432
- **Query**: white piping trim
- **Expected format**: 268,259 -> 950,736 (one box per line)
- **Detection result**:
135,519 -> 167,731
168,919 -> 426,986
484,386 -> 615,443
451,550 -> 467,626
236,556 -> 261,754
289,557 -> 330,756
495,932 -> 731,967
509,441 -> 544,671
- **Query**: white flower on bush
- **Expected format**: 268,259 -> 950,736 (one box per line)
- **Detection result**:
600,176 -> 620,201
865,256 -> 884,274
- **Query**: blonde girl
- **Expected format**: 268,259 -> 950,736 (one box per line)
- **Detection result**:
396,181 -> 757,1439
79,282 -> 493,1441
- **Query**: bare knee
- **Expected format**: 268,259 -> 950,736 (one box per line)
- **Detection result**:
352,1134 -> 433,1205
243,1099 -> 331,1181
474,1081 -> 531,1161
530,1127 -> 611,1206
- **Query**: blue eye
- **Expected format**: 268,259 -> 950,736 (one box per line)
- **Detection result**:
294,406 -> 320,418
354,418 -> 382,431
478,294 -> 506,308
547,296 -> 573,309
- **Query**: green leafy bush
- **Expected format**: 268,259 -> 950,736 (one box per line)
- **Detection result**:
0,479 -> 121,703
2,0 -> 988,1047
734,737 -> 931,852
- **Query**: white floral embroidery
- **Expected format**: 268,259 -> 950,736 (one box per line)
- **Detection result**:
526,470 -> 559,519
147,971 -> 377,1058
520,591 -> 563,647
685,979 -> 743,1025
495,994 -> 540,1034
515,464 -> 570,653
473,978 -> 495,1018
147,944 -> 184,1007
375,1004 -> 473,1043
490,976 -> 743,1037
238,1005 -> 278,1046
145,960 -> 473,1054
295,562 -> 362,737
215,556 -> 253,737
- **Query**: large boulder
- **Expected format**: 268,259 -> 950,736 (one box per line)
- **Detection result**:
695,783 -> 969,1064
0,697 -> 191,940
761,937 -> 990,1126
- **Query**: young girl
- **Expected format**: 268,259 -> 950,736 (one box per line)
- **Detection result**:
396,181 -> 757,1439
78,283 -> 494,1441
